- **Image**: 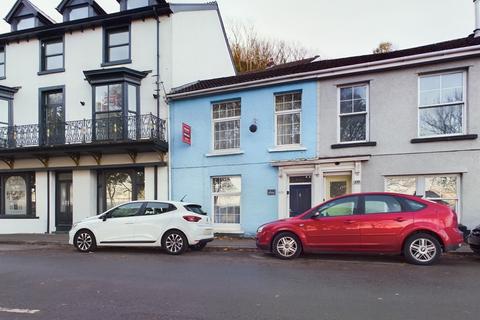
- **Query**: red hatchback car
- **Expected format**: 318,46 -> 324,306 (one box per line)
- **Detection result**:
256,192 -> 464,265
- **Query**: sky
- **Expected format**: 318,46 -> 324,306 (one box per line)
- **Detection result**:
0,0 -> 475,59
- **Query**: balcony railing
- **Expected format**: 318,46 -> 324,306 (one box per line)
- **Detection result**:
0,114 -> 167,149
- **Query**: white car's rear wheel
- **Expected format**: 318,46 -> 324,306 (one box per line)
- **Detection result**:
162,230 -> 188,255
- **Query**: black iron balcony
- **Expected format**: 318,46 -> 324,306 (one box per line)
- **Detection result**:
0,114 -> 168,158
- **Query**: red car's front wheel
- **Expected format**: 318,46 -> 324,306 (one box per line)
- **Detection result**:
272,232 -> 302,259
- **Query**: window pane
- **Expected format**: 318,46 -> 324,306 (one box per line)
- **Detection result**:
45,41 -> 63,56
317,196 -> 357,217
109,30 -> 129,46
353,86 -> 366,100
17,17 -> 35,30
0,100 -> 8,124
277,113 -> 300,145
46,92 -> 63,105
419,104 -> 463,136
442,73 -> 463,89
5,176 -> 27,215
214,119 -> 240,150
69,6 -> 89,20
0,49 -> 4,63
340,114 -> 366,142
128,85 -> 137,112
420,89 -> 441,106
110,202 -> 143,218
106,172 -> 133,209
144,202 -> 174,215
127,0 -> 149,9
364,195 -> 402,214
441,87 -> 463,104
213,101 -> 240,119
340,101 -> 352,114
353,99 -> 366,112
385,177 -> 416,195
340,87 -> 352,101
109,84 -> 123,111
0,64 -> 4,78
95,86 -> 108,112
109,46 -> 129,62
46,55 -> 63,70
214,195 -> 240,224
275,93 -> 301,112
420,75 -> 441,91
212,176 -> 241,193
425,176 -> 457,199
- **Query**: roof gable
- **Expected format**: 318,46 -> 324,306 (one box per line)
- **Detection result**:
56,0 -> 106,15
5,0 -> 55,25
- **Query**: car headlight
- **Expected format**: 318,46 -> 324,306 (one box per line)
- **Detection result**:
257,224 -> 267,233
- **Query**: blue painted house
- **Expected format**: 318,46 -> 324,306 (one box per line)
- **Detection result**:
168,60 -> 318,235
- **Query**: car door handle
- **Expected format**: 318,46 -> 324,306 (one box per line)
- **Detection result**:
125,222 -> 135,225
394,217 -> 406,222
344,220 -> 356,224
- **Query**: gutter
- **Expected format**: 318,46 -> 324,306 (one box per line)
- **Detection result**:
168,45 -> 480,100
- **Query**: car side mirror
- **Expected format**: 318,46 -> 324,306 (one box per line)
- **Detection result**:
312,212 -> 321,219
102,214 -> 107,222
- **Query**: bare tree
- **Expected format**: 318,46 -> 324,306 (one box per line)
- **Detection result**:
228,21 -> 309,73
373,41 -> 395,54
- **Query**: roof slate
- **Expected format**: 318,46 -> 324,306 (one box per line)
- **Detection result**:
171,35 -> 480,96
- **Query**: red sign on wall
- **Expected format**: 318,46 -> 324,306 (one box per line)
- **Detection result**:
182,123 -> 192,145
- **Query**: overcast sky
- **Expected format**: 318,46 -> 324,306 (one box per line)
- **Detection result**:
0,0 -> 475,58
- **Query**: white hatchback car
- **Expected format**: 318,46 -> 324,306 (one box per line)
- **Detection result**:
69,201 -> 214,255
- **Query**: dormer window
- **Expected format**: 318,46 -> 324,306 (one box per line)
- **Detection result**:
127,0 -> 149,10
5,0 -> 55,32
17,16 -> 35,30
56,0 -> 107,22
69,6 -> 89,20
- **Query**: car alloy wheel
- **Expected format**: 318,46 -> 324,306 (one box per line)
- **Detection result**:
409,238 -> 437,263
272,232 -> 302,259
162,231 -> 188,255
404,233 -> 441,265
75,230 -> 96,253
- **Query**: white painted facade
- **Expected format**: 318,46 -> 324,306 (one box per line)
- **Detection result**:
0,1 -> 234,234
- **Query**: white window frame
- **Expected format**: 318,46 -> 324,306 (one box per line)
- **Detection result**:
417,70 -> 467,138
384,174 -> 461,220
211,100 -> 241,152
274,91 -> 302,147
211,176 -> 242,229
337,83 -> 370,143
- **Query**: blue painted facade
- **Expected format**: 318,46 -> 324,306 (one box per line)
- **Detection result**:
170,81 -> 317,235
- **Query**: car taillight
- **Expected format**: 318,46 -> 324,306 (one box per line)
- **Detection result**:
183,215 -> 202,222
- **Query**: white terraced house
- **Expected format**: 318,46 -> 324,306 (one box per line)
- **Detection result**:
0,0 -> 235,234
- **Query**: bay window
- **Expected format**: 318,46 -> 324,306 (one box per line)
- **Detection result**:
212,100 -> 241,151
339,84 -> 368,142
418,72 -> 465,137
275,92 -> 301,146
212,176 -> 241,225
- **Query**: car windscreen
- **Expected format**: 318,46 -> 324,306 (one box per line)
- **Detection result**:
184,205 -> 207,215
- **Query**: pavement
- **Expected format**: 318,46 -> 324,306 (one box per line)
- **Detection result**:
0,233 -> 474,255
0,245 -> 479,320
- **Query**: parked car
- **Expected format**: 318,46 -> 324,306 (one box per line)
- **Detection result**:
467,225 -> 480,254
69,201 -> 214,255
256,192 -> 464,265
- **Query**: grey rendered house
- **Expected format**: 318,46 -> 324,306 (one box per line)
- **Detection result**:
169,24 -> 480,232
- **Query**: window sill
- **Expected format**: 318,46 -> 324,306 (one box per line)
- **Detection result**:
38,68 -> 65,76
0,216 -> 39,219
268,145 -> 307,153
331,141 -> 377,149
205,150 -> 244,157
411,134 -> 478,143
101,59 -> 132,67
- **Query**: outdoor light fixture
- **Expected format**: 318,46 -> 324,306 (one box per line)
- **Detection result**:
80,101 -> 85,106
249,119 -> 258,133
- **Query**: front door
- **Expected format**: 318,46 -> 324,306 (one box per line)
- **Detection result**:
41,89 -> 65,145
324,174 -> 352,201
56,172 -> 73,231
289,175 -> 312,217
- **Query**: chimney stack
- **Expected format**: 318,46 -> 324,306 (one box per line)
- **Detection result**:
475,0 -> 480,37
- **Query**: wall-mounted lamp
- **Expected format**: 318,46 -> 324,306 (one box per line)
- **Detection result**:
249,119 -> 258,133
80,101 -> 85,106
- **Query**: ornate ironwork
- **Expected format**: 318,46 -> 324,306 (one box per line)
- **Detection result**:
0,114 -> 166,150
